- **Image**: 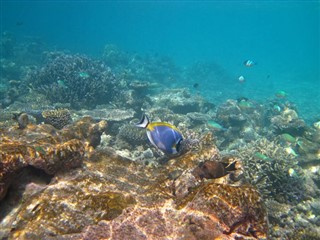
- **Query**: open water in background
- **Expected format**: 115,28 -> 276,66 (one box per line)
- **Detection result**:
1,1 -> 319,123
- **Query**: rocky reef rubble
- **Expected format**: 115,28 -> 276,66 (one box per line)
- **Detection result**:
0,117 -> 268,239
150,88 -> 214,114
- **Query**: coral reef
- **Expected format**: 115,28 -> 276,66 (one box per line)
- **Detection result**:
0,117 -> 107,201
0,31 -> 15,59
186,112 -> 210,124
266,197 -> 320,239
0,132 -> 268,239
0,32 -> 46,109
76,107 -> 135,122
102,44 -> 130,68
60,116 -> 107,148
117,124 -> 146,147
270,107 -> 306,136
216,99 -> 262,129
150,88 -> 214,114
236,137 -> 305,203
102,44 -> 182,91
41,109 -> 72,129
213,98 -> 320,239
1,39 -> 319,239
25,52 -> 120,109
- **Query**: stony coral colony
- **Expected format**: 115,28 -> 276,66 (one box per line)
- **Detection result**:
1,39 -> 320,239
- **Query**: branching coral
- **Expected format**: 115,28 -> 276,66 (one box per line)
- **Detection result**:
25,52 -> 119,109
236,137 -> 306,203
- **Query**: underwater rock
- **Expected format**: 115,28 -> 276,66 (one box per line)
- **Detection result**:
229,114 -> 247,127
296,137 -> 320,155
125,80 -> 157,111
146,108 -> 187,127
76,108 -> 135,122
78,183 -> 267,240
134,148 -> 155,165
0,135 -> 84,201
270,107 -> 306,136
0,133 -> 268,239
60,116 -> 107,148
0,117 -> 107,201
216,100 -> 251,129
216,100 -> 241,125
296,137 -> 320,167
240,126 -> 258,142
151,88 -> 214,114
266,197 -> 320,239
186,112 -> 210,124
216,99 -> 263,131
0,110 -> 19,128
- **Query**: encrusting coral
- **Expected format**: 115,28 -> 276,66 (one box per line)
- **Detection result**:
0,129 -> 268,239
0,117 -> 107,201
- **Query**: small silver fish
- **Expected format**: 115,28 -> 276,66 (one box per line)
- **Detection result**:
243,60 -> 256,67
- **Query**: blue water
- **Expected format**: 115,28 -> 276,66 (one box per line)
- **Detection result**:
1,1 -> 319,122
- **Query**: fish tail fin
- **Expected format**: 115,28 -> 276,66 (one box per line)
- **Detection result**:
136,114 -> 149,128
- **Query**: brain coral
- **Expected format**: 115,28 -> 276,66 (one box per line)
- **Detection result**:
41,109 -> 72,129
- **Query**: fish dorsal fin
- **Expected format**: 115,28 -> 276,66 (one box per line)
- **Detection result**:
136,114 -> 150,128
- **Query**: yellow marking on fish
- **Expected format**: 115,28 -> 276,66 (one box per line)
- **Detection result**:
147,122 -> 181,133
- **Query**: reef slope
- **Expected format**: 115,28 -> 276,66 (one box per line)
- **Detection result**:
0,120 -> 267,239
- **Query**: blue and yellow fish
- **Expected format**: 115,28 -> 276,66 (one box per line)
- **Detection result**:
136,114 -> 183,155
